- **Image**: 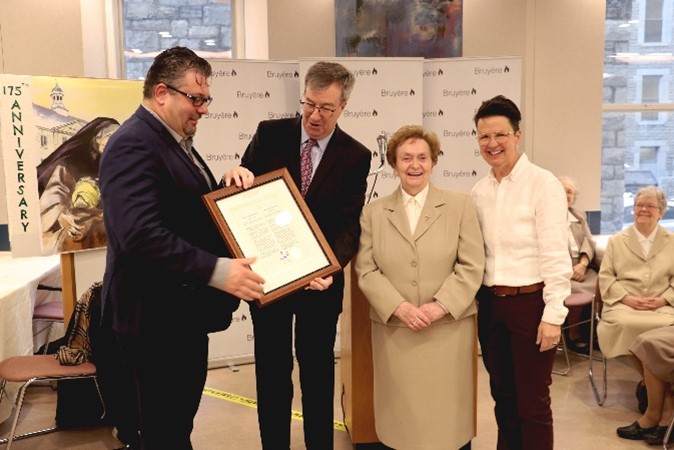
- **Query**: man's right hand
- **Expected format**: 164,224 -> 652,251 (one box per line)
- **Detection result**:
223,167 -> 255,189
224,257 -> 265,300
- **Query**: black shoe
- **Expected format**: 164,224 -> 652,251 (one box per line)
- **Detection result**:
636,380 -> 648,414
617,421 -> 657,440
567,338 -> 590,355
644,425 -> 674,445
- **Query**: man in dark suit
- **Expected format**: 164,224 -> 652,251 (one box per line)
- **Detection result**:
225,61 -> 371,450
99,46 -> 264,450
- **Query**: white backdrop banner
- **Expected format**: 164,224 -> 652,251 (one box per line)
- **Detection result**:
424,56 -> 523,192
196,60 -> 300,179
201,60 -> 300,366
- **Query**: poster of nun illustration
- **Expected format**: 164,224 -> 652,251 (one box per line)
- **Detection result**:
0,75 -> 141,256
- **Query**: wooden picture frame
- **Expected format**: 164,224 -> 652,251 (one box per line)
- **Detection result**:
203,168 -> 340,307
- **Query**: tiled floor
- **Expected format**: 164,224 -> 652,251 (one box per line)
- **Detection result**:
0,350 -> 662,449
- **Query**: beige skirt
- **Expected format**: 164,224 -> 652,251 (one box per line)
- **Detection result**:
630,326 -> 674,383
597,303 -> 674,358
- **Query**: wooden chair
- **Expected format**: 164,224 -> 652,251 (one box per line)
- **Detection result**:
588,281 -> 607,405
0,355 -> 104,449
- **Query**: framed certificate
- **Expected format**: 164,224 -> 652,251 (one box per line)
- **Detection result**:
203,167 -> 341,307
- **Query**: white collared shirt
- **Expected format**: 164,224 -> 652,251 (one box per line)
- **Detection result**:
400,184 -> 429,234
471,153 -> 572,325
635,227 -> 657,258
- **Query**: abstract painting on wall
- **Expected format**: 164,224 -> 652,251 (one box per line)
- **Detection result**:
335,0 -> 462,57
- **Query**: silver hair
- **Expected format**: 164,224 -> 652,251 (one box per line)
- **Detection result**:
558,176 -> 579,195
635,185 -> 667,212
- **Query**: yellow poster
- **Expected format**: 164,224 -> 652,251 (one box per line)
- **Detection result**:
0,75 -> 141,257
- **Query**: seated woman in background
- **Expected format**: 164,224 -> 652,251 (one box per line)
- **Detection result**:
617,325 -> 674,444
559,176 -> 597,353
598,185 -> 674,411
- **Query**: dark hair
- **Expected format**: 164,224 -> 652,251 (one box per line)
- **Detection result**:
304,61 -> 356,103
386,124 -> 441,168
473,95 -> 522,132
37,117 -> 120,196
142,47 -> 212,99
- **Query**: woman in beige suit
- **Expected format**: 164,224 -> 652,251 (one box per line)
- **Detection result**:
598,186 -> 674,441
355,125 -> 485,450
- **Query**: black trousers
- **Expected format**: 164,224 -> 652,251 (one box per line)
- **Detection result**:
250,295 -> 340,450
114,331 -> 209,450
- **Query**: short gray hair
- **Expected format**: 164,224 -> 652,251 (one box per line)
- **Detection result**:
558,176 -> 579,195
635,185 -> 667,212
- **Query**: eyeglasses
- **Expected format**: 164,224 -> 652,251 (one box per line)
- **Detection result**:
477,131 -> 515,145
165,84 -> 213,107
635,203 -> 660,211
300,100 -> 338,118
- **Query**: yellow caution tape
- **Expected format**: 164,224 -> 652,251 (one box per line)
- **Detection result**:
203,386 -> 346,432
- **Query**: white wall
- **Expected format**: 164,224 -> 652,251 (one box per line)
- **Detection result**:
0,0 -> 606,241
267,0 -> 336,60
0,0 -> 84,227
529,1 -> 604,212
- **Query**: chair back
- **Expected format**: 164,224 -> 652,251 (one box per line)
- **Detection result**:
56,282 -> 102,365
594,279 -> 604,318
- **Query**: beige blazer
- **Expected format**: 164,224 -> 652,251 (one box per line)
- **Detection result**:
597,225 -> 674,358
357,185 -> 485,325
355,184 -> 485,449
568,206 -> 596,266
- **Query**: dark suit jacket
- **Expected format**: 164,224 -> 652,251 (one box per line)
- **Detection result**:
241,117 -> 371,308
99,106 -> 239,335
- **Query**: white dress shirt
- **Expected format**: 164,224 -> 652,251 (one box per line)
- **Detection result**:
400,184 -> 429,234
471,153 -> 572,325
635,227 -> 657,258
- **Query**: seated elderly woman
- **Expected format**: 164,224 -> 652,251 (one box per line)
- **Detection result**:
598,185 -> 674,406
559,176 -> 598,353
617,326 -> 674,444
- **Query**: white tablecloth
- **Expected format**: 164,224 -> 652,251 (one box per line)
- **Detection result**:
0,252 -> 61,423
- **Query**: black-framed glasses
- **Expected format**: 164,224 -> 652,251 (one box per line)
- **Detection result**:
300,100 -> 338,118
477,131 -> 515,145
165,84 -> 213,107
